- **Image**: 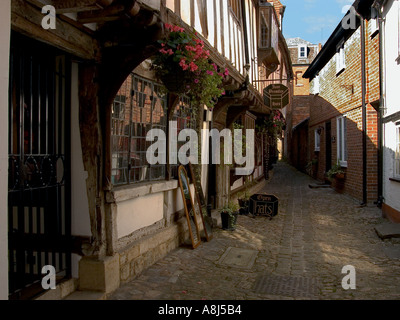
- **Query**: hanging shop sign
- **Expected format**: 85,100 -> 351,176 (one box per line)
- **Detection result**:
263,84 -> 289,109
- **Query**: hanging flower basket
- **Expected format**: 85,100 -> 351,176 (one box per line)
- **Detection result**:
160,66 -> 187,94
151,24 -> 229,109
256,110 -> 286,137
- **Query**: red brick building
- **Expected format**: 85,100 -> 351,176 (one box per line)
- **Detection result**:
286,38 -> 320,172
304,0 -> 380,204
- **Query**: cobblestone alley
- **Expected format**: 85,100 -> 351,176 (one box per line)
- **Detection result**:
108,162 -> 400,300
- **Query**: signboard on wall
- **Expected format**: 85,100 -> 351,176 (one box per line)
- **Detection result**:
263,84 -> 289,109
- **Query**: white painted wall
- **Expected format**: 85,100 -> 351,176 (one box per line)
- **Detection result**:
0,0 -> 10,300
164,0 -> 256,78
117,193 -> 164,239
70,62 -> 92,278
382,0 -> 400,214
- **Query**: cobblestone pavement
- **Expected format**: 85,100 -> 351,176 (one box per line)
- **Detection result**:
108,162 -> 400,300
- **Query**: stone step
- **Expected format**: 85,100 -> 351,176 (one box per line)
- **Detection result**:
308,183 -> 331,189
374,222 -> 400,240
64,291 -> 106,300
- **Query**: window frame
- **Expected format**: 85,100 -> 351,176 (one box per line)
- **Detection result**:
298,45 -> 307,59
397,2 -> 400,63
170,95 -> 198,179
395,124 -> 400,179
312,75 -> 320,94
111,74 -> 168,186
314,129 -> 321,152
337,115 -> 348,167
336,41 -> 346,75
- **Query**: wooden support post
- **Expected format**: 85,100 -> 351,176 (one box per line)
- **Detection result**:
78,63 -> 107,257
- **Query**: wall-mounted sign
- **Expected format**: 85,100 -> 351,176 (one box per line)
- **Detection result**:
263,84 -> 289,109
249,194 -> 279,218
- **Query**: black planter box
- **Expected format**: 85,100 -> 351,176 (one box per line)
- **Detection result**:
221,211 -> 238,231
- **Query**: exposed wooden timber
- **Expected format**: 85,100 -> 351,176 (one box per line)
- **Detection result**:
51,0 -> 114,13
12,0 -> 99,61
79,63 -> 107,257
77,3 -> 126,24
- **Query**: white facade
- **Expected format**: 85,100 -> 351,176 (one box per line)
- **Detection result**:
0,0 -> 10,300
382,0 -> 400,218
165,0 -> 260,90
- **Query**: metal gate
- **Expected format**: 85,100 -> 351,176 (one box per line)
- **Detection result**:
8,33 -> 72,299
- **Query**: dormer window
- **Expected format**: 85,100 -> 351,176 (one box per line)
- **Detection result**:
298,45 -> 307,58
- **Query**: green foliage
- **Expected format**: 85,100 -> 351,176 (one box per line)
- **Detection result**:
256,110 -> 286,137
327,164 -> 345,179
221,201 -> 240,217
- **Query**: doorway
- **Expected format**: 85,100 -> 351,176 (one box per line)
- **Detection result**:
8,33 -> 72,299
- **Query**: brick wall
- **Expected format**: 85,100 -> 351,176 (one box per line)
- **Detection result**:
293,66 -> 311,96
308,24 -> 380,204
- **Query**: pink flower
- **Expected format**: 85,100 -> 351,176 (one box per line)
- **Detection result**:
173,25 -> 185,32
206,70 -> 214,76
195,39 -> 204,46
194,79 -> 199,84
159,48 -> 174,55
212,63 -> 218,71
189,62 -> 198,72
179,59 -> 189,71
224,68 -> 229,77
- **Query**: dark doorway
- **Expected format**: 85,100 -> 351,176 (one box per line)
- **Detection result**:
8,33 -> 72,300
326,121 -> 332,172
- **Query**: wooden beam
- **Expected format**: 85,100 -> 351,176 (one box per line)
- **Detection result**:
77,3 -> 125,24
11,0 -> 99,61
51,0 -> 114,13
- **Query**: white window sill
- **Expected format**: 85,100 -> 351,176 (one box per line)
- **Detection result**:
106,179 -> 179,203
339,161 -> 348,168
389,177 -> 400,183
336,68 -> 345,76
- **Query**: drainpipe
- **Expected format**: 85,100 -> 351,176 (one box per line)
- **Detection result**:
355,11 -> 367,205
373,1 -> 385,208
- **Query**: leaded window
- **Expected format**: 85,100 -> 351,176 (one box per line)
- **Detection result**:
170,95 -> 198,178
111,74 -> 167,185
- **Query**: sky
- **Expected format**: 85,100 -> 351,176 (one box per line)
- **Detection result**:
280,0 -> 355,45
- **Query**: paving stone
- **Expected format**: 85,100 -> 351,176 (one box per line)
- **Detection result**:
375,223 -> 400,239
107,163 -> 400,301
